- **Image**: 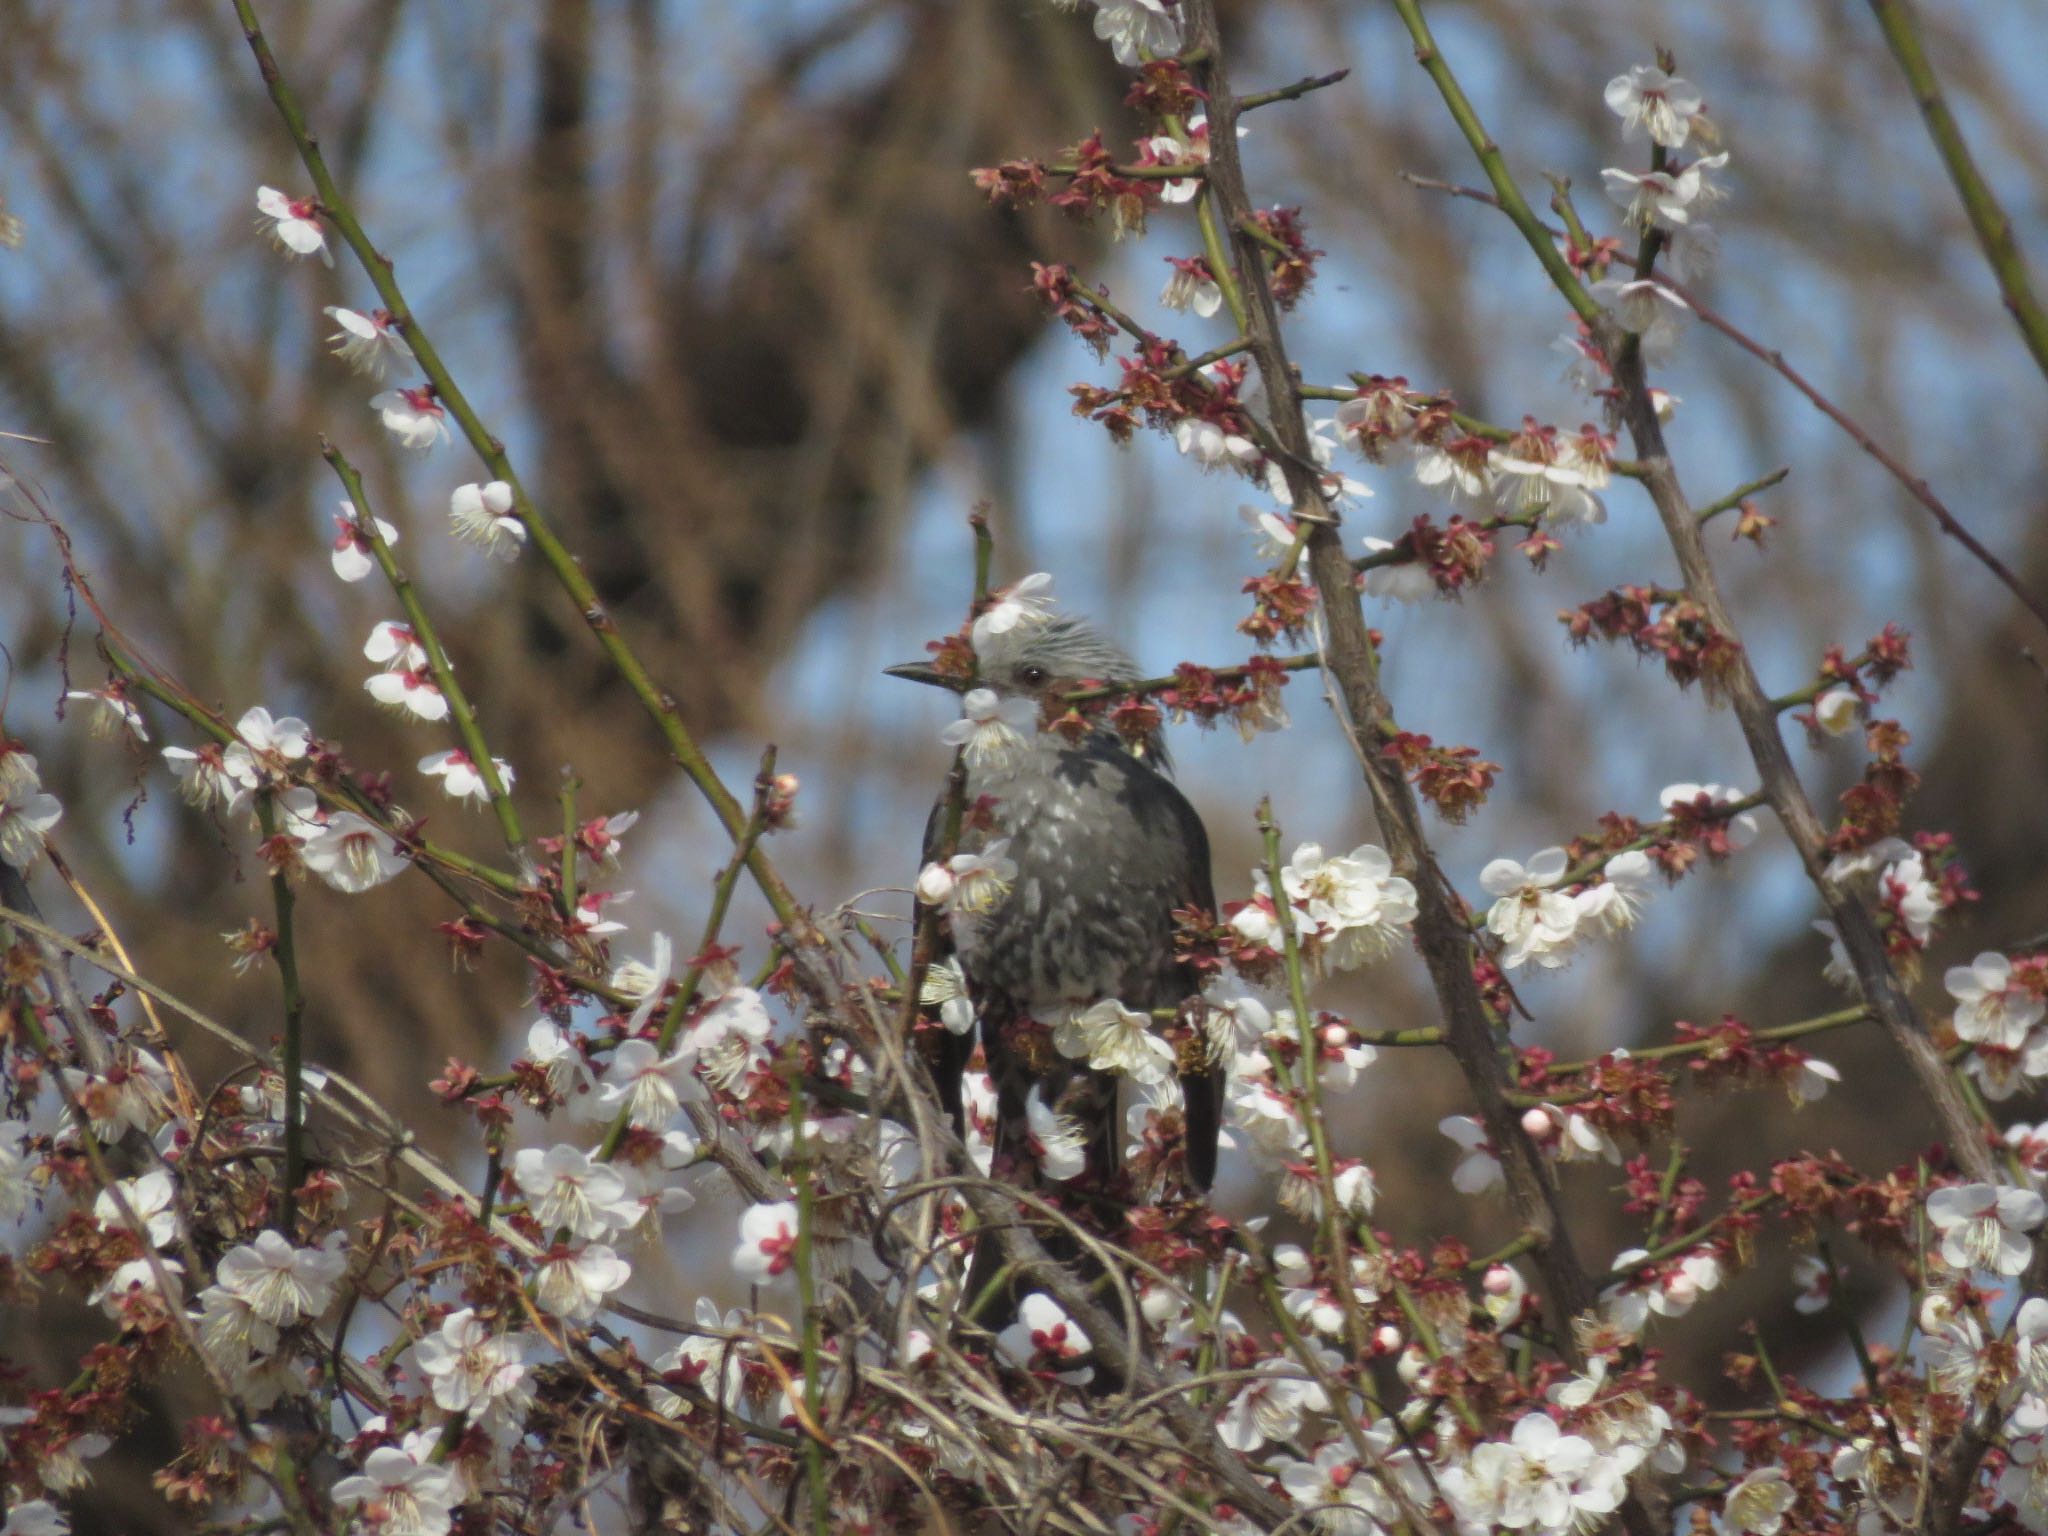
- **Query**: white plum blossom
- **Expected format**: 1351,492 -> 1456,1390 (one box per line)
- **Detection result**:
732,1200 -> 800,1284
532,1241 -> 631,1320
1604,65 -> 1707,148
997,1291 -> 1092,1385
364,621 -> 428,672
1357,537 -> 1438,603
1217,1357 -> 1328,1453
1052,999 -> 1175,1085
971,573 -> 1055,651
1926,1181 -> 2044,1275
1879,852 -> 1943,945
2003,1433 -> 2048,1532
1173,415 -> 1258,469
1814,686 -> 1860,736
63,687 -> 147,742
650,1299 -> 750,1417
1441,1115 -> 1504,1194
322,305 -> 413,377
942,687 -> 1038,770
215,1230 -> 347,1324
331,1445 -> 458,1536
1025,1086 -> 1088,1181
418,748 -> 514,804
1946,953 -> 2045,1049
1524,1103 -> 1620,1165
254,185 -> 330,264
1274,1437 -> 1400,1535
301,812 -> 406,893
0,1502 -> 68,1536
413,1308 -> 532,1419
365,668 -> 449,722
93,1169 -> 182,1249
449,480 -> 527,559
1273,841 -> 1418,970
1601,153 -> 1729,232
1573,848 -> 1656,937
369,386 -> 449,451
919,957 -> 977,1035
917,841 -> 1015,917
0,775 -> 61,871
0,1120 -> 33,1222
514,1144 -> 638,1241
62,1049 -> 174,1142
1724,1466 -> 1797,1535
329,507 -> 399,583
1824,834 -> 1914,886
527,1019 -> 596,1103
1161,258 -> 1222,315
1082,0 -> 1181,67
2015,1299 -> 2048,1398
1659,781 -> 1760,849
1481,848 -> 1582,971
1441,1411 -> 1626,1535
1240,503 -> 1297,561
597,1038 -> 700,1128
223,706 -> 311,794
1604,1248 -> 1724,1334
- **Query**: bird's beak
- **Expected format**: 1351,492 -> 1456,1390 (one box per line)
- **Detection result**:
883,662 -> 969,692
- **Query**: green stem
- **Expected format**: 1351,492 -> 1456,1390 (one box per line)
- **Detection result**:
1866,0 -> 2048,385
1697,467 -> 1791,525
325,443 -> 524,854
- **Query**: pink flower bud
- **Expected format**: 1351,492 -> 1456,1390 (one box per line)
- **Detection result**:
1522,1107 -> 1556,1141
1483,1265 -> 1516,1296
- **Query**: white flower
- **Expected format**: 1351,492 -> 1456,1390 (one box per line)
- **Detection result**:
1814,686 -> 1860,736
413,1308 -> 532,1418
60,1049 -> 173,1142
2002,1433 -> 2048,1532
1217,1357 -> 1326,1453
997,1292 -> 1092,1385
1480,848 -> 1582,971
919,957 -> 977,1035
1789,1056 -> 1842,1105
364,667 -> 448,722
364,621 -> 429,671
301,812 -> 406,893
1573,848 -> 1656,937
1275,1437 -> 1400,1535
1443,1411 -> 1620,1535
215,1230 -> 346,1324
1052,999 -> 1175,1085
1659,781 -> 1760,849
1414,442 -> 1491,499
331,1445 -> 458,1536
650,1298 -> 749,1417
64,688 -> 147,742
254,185 -> 330,264
527,1020 -> 596,1102
922,841 -> 1016,917
1357,537 -> 1437,603
369,387 -> 449,451
418,748 -> 513,804
1601,153 -> 1728,232
1880,852 -> 1943,944
0,1502 -> 68,1536
223,706 -> 311,791
514,1143 -> 638,1241
1239,504 -> 1298,561
1927,1181 -> 2044,1275
91,1254 -> 185,1321
1025,1087 -> 1088,1182
971,573 -> 1055,650
1440,1115 -> 1503,1194
0,1120 -> 33,1223
0,786 -> 61,871
1161,259 -> 1222,314
1526,1104 -> 1619,1164
1088,0 -> 1181,66
1947,953 -> 2045,1049
1604,65 -> 1706,148
2015,1298 -> 2048,1397
941,687 -> 1038,769
598,1038 -> 699,1128
1724,1466 -> 1797,1535
94,1169 -> 182,1249
449,480 -> 526,559
732,1200 -> 800,1284
1173,415 -> 1258,468
328,507 -> 399,584
532,1241 -> 631,1320
322,305 -> 413,377
1277,842 -> 1418,970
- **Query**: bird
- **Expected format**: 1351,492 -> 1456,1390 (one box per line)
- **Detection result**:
887,608 -> 1219,1324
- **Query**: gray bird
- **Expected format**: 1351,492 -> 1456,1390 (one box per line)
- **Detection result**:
888,613 -> 1219,1315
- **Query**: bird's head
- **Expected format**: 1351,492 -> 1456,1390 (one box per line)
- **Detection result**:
886,614 -> 1167,764
885,614 -> 1142,703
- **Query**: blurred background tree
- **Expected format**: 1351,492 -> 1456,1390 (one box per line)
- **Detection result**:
3,0 -> 2046,1526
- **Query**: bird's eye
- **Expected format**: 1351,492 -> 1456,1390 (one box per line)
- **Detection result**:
1017,664 -> 1050,688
